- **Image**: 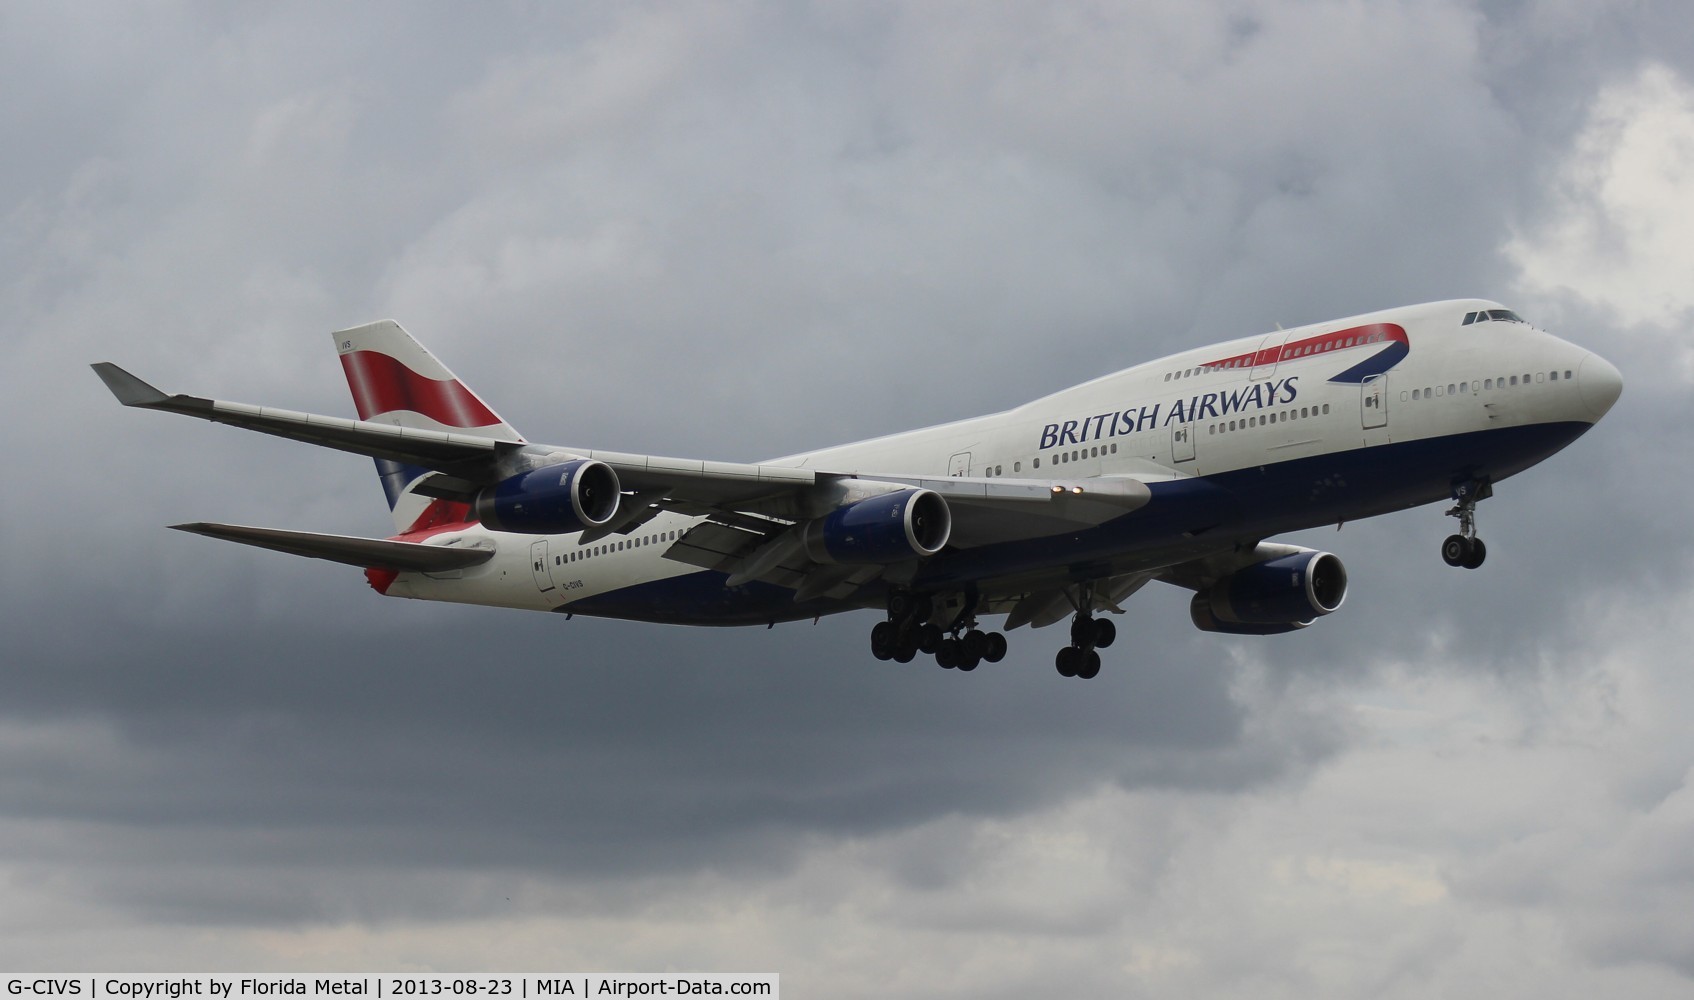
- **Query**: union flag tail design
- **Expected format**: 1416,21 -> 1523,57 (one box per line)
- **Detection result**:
333,320 -> 524,531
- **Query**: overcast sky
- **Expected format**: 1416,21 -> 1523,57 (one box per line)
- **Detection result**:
4,1 -> 1693,996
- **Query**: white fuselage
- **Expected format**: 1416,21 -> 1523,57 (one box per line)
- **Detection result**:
384,299 -> 1618,623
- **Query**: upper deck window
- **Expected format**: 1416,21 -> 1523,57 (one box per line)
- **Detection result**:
1462,308 -> 1529,326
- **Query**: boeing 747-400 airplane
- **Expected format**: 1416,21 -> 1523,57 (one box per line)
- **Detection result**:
95,299 -> 1621,678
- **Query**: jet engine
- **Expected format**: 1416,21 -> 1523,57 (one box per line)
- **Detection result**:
802,489 -> 951,565
474,459 -> 621,534
1190,547 -> 1347,635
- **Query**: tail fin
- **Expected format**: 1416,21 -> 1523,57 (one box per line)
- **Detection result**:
333,320 -> 524,531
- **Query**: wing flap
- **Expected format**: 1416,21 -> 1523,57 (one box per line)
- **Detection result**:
171,522 -> 494,572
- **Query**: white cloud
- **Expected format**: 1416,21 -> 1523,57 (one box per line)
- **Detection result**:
1510,63 -> 1694,342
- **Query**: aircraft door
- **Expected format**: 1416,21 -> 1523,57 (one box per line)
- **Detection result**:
948,451 -> 972,477
1361,375 -> 1387,429
1171,424 -> 1196,463
529,539 -> 555,592
1250,330 -> 1291,380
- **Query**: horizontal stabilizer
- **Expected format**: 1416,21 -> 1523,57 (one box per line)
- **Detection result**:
170,522 -> 494,572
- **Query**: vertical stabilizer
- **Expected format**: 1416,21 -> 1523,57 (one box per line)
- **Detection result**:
333,320 -> 524,531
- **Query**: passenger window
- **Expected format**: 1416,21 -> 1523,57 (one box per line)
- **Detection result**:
1033,458 -> 1040,469
1448,384 -> 1456,395
1014,461 -> 1021,472
1565,370 -> 1573,380
1413,389 -> 1420,400
1322,404 -> 1330,414
1536,373 -> 1544,383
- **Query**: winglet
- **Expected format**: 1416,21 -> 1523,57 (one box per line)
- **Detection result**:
91,363 -> 170,407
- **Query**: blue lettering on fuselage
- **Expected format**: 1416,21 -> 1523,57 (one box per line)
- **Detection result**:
1034,377 -> 1299,449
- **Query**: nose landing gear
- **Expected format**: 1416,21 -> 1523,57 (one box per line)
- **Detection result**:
1442,478 -> 1491,569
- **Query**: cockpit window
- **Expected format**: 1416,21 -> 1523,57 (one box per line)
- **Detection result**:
1462,308 -> 1529,326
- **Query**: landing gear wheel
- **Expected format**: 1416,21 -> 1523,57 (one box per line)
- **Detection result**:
1070,616 -> 1095,648
870,621 -> 896,660
962,630 -> 989,661
1441,534 -> 1470,567
1092,618 -> 1116,649
956,653 -> 980,672
1055,645 -> 1081,678
1442,478 -> 1493,570
917,623 -> 943,654
1076,649 -> 1102,680
1462,536 -> 1487,569
935,638 -> 959,669
984,632 -> 1008,663
893,629 -> 919,663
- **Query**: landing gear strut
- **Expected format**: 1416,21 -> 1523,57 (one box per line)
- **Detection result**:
1442,478 -> 1491,570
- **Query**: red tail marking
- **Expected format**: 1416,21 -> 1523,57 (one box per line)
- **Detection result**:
401,498 -> 476,537
339,350 -> 502,427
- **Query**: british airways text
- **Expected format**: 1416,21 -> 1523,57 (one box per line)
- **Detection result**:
1038,377 -> 1300,449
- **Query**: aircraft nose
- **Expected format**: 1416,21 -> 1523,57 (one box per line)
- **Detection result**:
1577,352 -> 1623,421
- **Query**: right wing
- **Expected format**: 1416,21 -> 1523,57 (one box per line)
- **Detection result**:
95,364 -> 1174,596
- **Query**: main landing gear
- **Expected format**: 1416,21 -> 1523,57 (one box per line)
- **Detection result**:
1054,611 -> 1115,680
1441,478 -> 1492,570
870,592 -> 1008,672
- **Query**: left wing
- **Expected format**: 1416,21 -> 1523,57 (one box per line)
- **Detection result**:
170,522 -> 493,572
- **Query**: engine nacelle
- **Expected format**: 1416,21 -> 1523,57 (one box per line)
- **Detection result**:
802,489 -> 951,565
474,459 -> 621,534
1190,548 -> 1347,634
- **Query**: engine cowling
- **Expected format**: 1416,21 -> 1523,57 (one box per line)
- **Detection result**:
802,489 -> 951,565
1190,548 -> 1347,634
474,459 -> 621,534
